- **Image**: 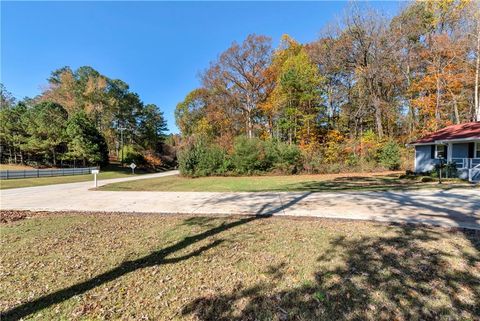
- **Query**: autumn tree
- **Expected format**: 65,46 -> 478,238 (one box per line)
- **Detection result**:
202,34 -> 273,138
267,35 -> 324,147
38,66 -> 168,158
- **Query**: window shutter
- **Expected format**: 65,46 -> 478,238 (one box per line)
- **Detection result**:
468,142 -> 474,158
445,144 -> 448,160
431,145 -> 435,159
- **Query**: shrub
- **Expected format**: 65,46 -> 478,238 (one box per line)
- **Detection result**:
379,141 -> 401,170
196,144 -> 229,176
178,138 -> 228,176
360,130 -> 383,162
420,176 -> 435,182
120,145 -> 145,165
144,151 -> 163,169
275,142 -> 301,174
345,154 -> 359,167
230,137 -> 301,175
302,150 -> 323,173
231,136 -> 266,174
178,142 -> 198,176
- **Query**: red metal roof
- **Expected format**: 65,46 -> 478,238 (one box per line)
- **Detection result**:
411,122 -> 480,144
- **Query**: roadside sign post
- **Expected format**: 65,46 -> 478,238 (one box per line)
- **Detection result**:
92,169 -> 100,188
130,163 -> 136,174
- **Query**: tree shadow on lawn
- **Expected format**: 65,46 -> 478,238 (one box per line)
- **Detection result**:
1,192 -> 311,320
281,176 -> 470,192
182,225 -> 480,321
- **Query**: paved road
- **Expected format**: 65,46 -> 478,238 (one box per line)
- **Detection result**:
1,171 -> 479,229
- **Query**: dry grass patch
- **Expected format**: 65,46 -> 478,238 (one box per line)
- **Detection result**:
1,212 -> 479,320
0,164 -> 36,170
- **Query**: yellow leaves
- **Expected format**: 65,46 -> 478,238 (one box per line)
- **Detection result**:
85,75 -> 107,96
423,0 -> 472,31
193,117 -> 214,137
322,130 -> 346,164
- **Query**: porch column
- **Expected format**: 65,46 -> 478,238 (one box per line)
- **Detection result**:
447,142 -> 452,162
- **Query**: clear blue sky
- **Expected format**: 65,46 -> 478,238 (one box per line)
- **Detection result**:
1,1 -> 402,134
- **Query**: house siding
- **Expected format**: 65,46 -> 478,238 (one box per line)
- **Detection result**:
416,142 -> 479,181
415,145 -> 438,173
451,143 -> 469,158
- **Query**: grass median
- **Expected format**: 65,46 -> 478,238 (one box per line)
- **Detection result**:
98,171 -> 472,192
1,211 -> 478,320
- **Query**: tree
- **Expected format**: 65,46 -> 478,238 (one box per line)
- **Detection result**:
38,66 -> 168,158
202,34 -> 273,138
175,88 -> 210,136
268,36 -> 324,146
65,111 -> 109,166
0,102 -> 27,163
138,104 -> 168,151
23,102 -> 68,166
0,84 -> 16,110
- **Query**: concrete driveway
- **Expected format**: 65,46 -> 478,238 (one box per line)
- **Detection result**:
1,170 -> 479,229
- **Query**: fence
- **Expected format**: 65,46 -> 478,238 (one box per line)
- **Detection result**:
0,167 -> 99,180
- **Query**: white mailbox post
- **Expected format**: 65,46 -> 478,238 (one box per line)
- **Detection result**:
92,169 -> 100,187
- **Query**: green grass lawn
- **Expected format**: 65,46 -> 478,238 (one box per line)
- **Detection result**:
1,212 -> 478,320
0,164 -> 148,190
98,172 -> 472,192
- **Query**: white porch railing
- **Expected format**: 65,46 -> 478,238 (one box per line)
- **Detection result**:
451,158 -> 480,169
468,163 -> 480,182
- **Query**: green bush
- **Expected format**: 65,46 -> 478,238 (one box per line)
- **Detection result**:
345,154 -> 359,167
178,142 -> 198,176
178,138 -> 228,177
379,141 -> 401,170
196,144 -> 229,176
274,141 -> 301,174
120,145 -> 145,165
230,137 -> 301,175
231,136 -> 266,174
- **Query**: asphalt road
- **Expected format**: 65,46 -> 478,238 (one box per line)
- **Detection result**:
1,170 -> 479,229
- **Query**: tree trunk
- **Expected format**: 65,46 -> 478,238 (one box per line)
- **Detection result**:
453,97 -> 460,124
373,96 -> 384,138
246,110 -> 253,139
435,74 -> 441,127
475,21 -> 480,121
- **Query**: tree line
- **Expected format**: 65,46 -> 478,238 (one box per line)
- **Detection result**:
175,0 -> 480,176
0,66 -> 168,168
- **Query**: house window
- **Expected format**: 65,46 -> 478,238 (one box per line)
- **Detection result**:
435,145 -> 446,159
476,142 -> 480,158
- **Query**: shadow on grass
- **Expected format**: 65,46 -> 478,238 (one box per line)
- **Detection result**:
2,192 -> 311,320
1,218 -> 254,320
182,225 -> 480,320
279,176 -> 470,192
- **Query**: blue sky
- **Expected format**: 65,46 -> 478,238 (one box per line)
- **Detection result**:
1,1 -> 402,133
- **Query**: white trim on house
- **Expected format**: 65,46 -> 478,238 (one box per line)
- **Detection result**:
447,142 -> 453,162
407,137 -> 480,147
436,137 -> 480,144
435,144 -> 446,159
